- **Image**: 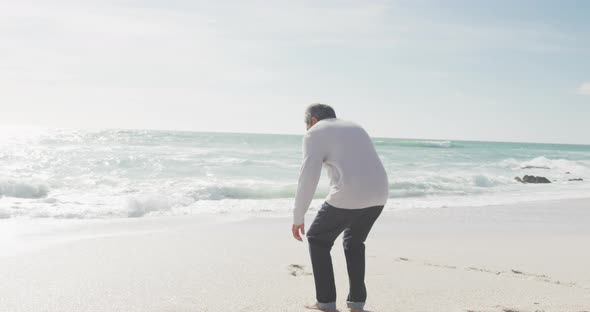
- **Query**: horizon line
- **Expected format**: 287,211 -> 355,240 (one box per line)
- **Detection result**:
2,125 -> 589,147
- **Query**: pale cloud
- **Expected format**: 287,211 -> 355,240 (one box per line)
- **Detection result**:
0,0 -> 395,90
1,0 -> 589,143
1,0 -> 580,91
578,82 -> 590,95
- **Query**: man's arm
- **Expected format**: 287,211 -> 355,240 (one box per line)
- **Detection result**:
293,133 -> 325,229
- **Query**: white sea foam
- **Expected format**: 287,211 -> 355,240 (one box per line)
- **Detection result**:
500,156 -> 589,174
0,129 -> 588,219
0,208 -> 10,219
0,180 -> 49,199
382,140 -> 455,148
421,140 -> 453,148
187,184 -> 300,200
519,156 -> 589,173
472,174 -> 502,187
126,195 -> 171,218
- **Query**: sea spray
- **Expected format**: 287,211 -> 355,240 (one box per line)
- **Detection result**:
0,129 -> 588,218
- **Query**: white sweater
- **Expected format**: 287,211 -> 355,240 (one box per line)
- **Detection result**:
293,118 -> 389,225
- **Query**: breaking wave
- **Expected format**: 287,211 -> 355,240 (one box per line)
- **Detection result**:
375,139 -> 455,148
0,180 -> 49,199
500,156 -> 590,174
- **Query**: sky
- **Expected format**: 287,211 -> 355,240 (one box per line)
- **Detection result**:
1,0 -> 589,144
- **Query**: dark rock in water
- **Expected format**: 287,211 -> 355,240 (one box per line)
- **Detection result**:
521,165 -> 550,170
528,175 -> 551,183
514,175 -> 551,184
569,178 -> 584,181
526,175 -> 550,183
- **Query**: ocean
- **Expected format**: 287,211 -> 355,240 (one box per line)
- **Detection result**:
1,128 -> 589,219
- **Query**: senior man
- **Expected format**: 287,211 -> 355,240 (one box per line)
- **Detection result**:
292,103 -> 389,312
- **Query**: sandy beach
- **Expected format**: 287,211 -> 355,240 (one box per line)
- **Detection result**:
1,198 -> 589,312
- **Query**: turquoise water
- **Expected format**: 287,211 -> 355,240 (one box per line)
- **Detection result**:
1,128 -> 589,218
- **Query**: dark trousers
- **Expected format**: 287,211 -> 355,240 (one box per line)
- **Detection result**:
306,202 -> 384,308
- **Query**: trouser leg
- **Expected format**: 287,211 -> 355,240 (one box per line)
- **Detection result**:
342,205 -> 383,309
306,202 -> 351,310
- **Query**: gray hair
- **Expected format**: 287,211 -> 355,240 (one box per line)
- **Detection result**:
304,103 -> 337,125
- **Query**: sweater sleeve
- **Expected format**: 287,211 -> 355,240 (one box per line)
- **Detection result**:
293,132 -> 325,225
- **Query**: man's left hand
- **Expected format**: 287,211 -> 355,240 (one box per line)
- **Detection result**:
292,224 -> 305,241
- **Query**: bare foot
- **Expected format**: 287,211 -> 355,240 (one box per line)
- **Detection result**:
304,303 -> 338,312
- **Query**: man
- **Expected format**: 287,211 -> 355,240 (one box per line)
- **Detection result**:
292,104 -> 389,312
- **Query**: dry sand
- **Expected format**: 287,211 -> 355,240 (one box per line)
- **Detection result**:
1,198 -> 590,312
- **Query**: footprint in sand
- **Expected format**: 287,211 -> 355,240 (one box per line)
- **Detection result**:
288,264 -> 312,277
464,308 -> 524,312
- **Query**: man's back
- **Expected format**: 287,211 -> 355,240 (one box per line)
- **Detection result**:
293,118 -> 389,225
